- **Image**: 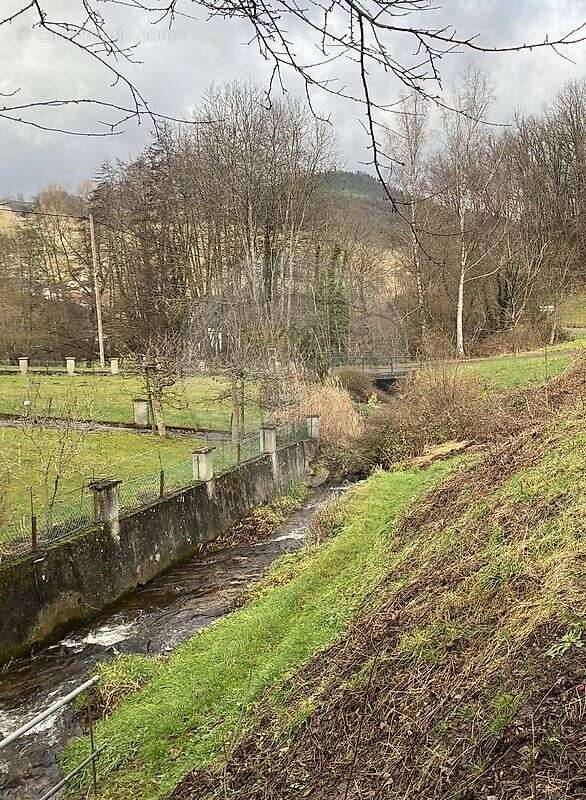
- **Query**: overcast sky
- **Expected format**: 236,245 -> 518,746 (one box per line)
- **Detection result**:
0,0 -> 585,197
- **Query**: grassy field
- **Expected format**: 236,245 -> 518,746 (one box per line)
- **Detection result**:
457,352 -> 574,389
63,463 -> 453,800
0,373 -> 260,431
0,428 -> 204,524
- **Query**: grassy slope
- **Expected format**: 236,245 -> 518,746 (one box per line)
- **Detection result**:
559,289 -> 586,329
190,407 -> 585,800
65,403 -> 586,800
0,374 -> 260,430
458,352 -> 573,389
63,463 -> 453,799
0,428 -> 203,522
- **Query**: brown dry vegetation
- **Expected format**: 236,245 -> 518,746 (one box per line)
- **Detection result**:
344,359 -> 586,476
173,384 -> 586,800
473,324 -> 550,357
335,369 -> 385,403
281,375 -> 365,446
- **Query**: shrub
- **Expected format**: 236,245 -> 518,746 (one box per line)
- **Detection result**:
347,366 -> 519,475
419,328 -> 456,360
335,368 -> 380,403
474,324 -> 546,357
280,375 -> 364,447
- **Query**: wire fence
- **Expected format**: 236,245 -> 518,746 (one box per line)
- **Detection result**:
0,421 -> 309,563
276,418 -> 308,445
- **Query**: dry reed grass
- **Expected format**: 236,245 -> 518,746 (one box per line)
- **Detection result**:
280,375 -> 364,446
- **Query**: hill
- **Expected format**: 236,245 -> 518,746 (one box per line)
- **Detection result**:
181,372 -> 586,800
324,170 -> 390,202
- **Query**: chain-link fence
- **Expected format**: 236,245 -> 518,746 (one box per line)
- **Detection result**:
276,418 -> 308,446
0,485 -> 94,560
210,434 -> 262,474
0,423 -> 307,563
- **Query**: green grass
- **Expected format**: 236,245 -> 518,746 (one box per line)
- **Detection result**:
457,352 -> 573,388
61,406 -> 586,798
0,374 -> 260,431
63,462 -> 453,800
559,290 -> 586,329
0,428 -> 204,525
170,408 -> 585,798
548,335 -> 586,351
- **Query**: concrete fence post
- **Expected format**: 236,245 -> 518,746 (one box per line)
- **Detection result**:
192,447 -> 215,482
66,357 -> 75,375
260,422 -> 279,482
259,422 -> 277,455
305,414 -> 321,439
110,358 -> 120,375
18,357 -> 28,375
133,398 -> 149,427
89,479 -> 121,539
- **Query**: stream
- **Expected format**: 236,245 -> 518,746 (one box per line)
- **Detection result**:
0,488 -> 333,800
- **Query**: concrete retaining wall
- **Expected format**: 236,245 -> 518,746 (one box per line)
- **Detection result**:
0,441 -> 316,664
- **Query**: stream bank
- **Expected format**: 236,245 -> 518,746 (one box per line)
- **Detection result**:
0,487 -> 333,800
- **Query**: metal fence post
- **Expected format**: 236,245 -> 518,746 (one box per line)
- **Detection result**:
31,514 -> 38,552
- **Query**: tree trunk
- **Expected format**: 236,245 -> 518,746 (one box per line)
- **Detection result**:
144,368 -> 157,433
456,266 -> 466,358
410,209 -> 426,346
151,388 -> 167,438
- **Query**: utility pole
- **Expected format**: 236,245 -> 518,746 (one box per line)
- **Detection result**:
89,212 -> 106,370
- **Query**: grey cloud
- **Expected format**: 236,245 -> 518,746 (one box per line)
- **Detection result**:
0,0 -> 584,195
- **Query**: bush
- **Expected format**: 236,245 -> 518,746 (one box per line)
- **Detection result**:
347,366 -> 519,475
419,328 -> 456,360
279,375 -> 364,446
474,324 -> 546,357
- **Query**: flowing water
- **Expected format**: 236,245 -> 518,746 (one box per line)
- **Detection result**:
0,488 -> 334,800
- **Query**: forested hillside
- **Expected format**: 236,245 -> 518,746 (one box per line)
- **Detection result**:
1,78 -> 585,372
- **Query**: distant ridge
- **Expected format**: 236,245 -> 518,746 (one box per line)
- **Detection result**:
324,170 -> 388,202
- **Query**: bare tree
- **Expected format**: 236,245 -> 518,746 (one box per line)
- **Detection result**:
430,67 -> 506,357
387,95 -> 431,350
124,331 -> 188,437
